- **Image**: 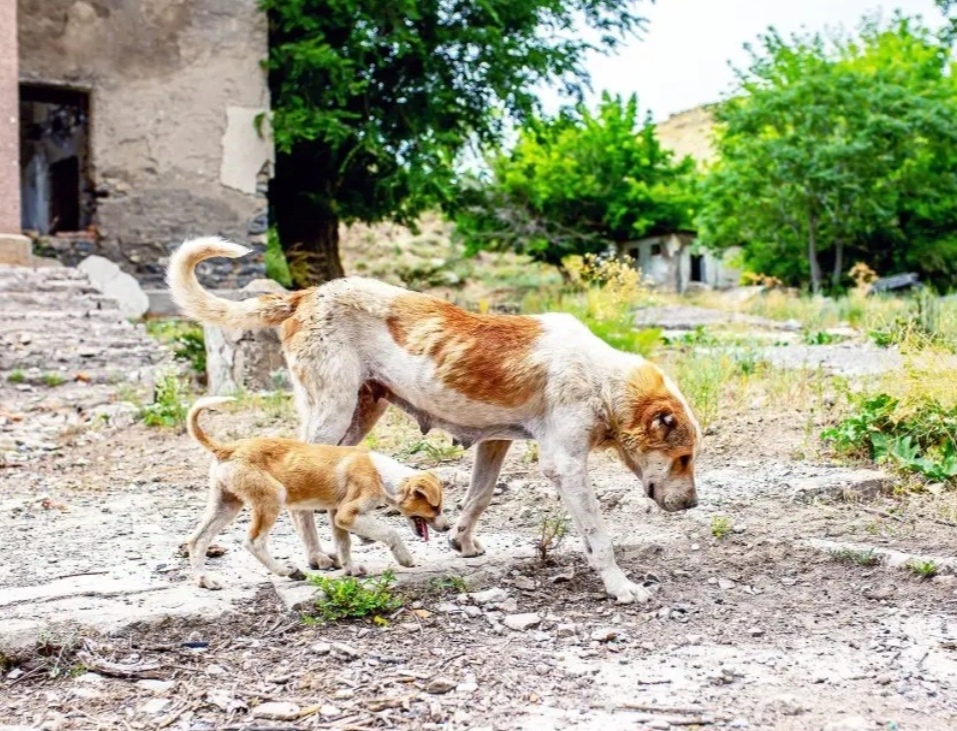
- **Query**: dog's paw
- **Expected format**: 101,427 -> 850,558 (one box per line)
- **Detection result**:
287,566 -> 307,582
308,553 -> 337,570
197,573 -> 223,591
343,564 -> 368,577
449,534 -> 485,557
605,577 -> 654,605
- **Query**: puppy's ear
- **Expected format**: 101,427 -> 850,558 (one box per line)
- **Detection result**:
412,472 -> 443,507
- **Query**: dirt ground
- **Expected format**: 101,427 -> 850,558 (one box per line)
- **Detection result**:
2,292 -> 957,730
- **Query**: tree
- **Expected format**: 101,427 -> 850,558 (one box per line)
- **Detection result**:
699,16 -> 957,292
261,0 -> 648,287
454,93 -> 700,271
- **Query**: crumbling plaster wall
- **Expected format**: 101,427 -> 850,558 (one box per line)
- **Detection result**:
18,0 -> 272,286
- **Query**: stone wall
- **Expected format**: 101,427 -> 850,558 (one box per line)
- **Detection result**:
17,0 -> 272,287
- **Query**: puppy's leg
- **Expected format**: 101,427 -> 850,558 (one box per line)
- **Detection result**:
338,387 -> 389,547
186,483 -> 242,591
290,511 -> 338,570
450,440 -> 511,557
336,505 -> 415,573
328,508 -> 362,576
539,431 -> 652,605
240,471 -> 306,581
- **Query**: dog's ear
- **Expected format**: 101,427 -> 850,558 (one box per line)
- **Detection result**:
411,473 -> 442,507
652,412 -> 677,433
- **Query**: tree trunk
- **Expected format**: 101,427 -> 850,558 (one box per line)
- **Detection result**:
807,210 -> 823,295
271,153 -> 345,289
832,238 -> 844,292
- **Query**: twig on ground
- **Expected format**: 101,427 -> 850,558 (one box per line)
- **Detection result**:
860,506 -> 906,523
75,650 -> 164,679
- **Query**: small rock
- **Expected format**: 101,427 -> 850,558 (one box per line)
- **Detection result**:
252,701 -> 301,721
747,627 -> 765,637
549,567 -> 575,583
729,719 -> 750,729
462,605 -> 482,618
557,623 -> 578,637
823,716 -> 870,731
205,664 -> 226,675
648,720 -> 670,730
75,672 -> 106,684
311,642 -> 332,655
319,704 -> 341,717
513,576 -> 536,591
456,680 -> 479,693
718,578 -> 737,590
332,642 -> 359,658
427,677 -> 457,694
139,698 -> 171,715
590,627 -> 621,643
691,543 -> 701,551
71,687 -> 102,700
876,672 -> 894,685
468,587 -> 508,605
503,613 -> 541,631
430,700 -> 445,720
333,689 -> 355,700
437,602 -> 460,613
500,597 -> 519,613
685,634 -> 703,645
932,574 -> 956,586
6,668 -> 23,680
135,679 -> 175,693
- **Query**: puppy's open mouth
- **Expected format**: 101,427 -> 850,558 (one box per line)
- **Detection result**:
412,516 -> 429,542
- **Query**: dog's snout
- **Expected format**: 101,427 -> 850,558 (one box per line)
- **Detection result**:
433,514 -> 452,532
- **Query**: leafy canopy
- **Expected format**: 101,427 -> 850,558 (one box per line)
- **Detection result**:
261,0 -> 649,286
698,15 -> 957,292
455,93 -> 700,268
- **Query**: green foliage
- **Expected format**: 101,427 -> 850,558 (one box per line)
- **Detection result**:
457,94 -> 700,268
804,330 -> 838,346
429,574 -> 469,594
146,320 -> 207,377
710,515 -> 733,539
823,391 -> 957,483
261,0 -> 647,286
699,15 -> 957,293
140,372 -> 190,429
264,227 -> 293,289
537,514 -> 570,562
41,373 -> 66,387
830,547 -> 882,567
307,570 -> 403,622
7,369 -> 25,384
906,558 -> 939,578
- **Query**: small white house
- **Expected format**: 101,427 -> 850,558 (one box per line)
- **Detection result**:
615,232 -> 741,293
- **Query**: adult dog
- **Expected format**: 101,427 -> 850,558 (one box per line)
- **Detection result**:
168,237 -> 701,603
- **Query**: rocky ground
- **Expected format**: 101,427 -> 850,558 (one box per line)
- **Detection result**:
1,267 -> 956,731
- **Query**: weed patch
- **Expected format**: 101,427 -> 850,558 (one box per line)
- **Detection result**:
537,513 -> 570,562
7,369 -> 25,384
830,547 -> 882,567
146,320 -> 206,379
41,372 -> 66,387
140,371 -> 191,429
710,515 -> 733,539
906,558 -> 938,579
306,570 -> 403,623
429,574 -> 469,594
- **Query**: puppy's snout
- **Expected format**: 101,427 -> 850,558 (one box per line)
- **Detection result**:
432,513 -> 451,532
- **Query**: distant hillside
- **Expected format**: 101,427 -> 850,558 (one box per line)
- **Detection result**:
655,105 -> 717,165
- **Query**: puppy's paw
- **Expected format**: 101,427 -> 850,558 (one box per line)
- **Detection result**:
343,564 -> 368,577
287,566 -> 307,582
392,545 -> 415,568
309,553 -> 336,571
197,573 -> 223,591
449,533 -> 485,557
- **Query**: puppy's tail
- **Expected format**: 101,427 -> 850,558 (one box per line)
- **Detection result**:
167,237 -> 304,330
187,396 -> 236,460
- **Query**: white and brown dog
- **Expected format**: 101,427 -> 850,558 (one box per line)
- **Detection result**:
168,238 -> 701,604
185,396 -> 449,589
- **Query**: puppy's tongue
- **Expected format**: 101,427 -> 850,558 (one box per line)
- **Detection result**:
420,520 -> 429,543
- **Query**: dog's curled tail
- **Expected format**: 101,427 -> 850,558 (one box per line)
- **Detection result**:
187,396 -> 236,460
167,236 -> 302,330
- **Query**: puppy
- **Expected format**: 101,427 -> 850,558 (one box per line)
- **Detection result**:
184,397 -> 449,589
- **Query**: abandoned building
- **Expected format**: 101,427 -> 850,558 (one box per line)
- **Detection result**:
0,0 -> 272,287
616,232 -> 741,293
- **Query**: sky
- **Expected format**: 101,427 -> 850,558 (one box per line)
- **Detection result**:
538,0 -> 947,123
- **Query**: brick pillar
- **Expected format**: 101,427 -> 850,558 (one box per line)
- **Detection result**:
0,0 -> 31,265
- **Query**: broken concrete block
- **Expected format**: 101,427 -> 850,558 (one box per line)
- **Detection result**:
0,234 -> 33,266
204,278 -> 289,395
791,469 -> 894,503
78,255 -> 149,320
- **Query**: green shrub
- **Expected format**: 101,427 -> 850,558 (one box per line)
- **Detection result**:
140,372 -> 190,428
265,227 -> 293,289
146,320 -> 207,377
306,570 -> 403,623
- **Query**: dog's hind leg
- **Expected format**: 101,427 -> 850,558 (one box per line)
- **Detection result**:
450,439 -> 512,557
187,477 -> 242,590
328,508 -> 361,575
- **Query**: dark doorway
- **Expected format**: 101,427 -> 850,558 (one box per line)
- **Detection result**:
19,84 -> 92,234
690,254 -> 705,283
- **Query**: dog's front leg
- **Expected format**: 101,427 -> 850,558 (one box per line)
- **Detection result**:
540,444 -> 653,605
450,439 -> 511,557
289,510 -> 338,570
